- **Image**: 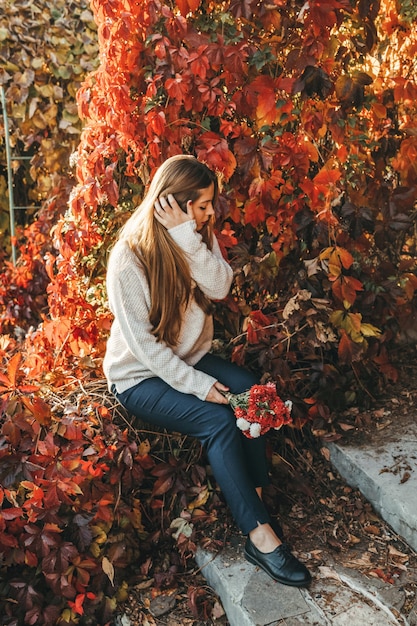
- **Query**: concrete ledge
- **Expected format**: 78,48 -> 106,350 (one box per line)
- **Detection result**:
195,543 -> 408,626
326,423 -> 417,552
195,417 -> 417,626
195,542 -> 314,626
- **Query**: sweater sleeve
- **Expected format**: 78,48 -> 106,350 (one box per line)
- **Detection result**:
106,247 -> 217,400
168,221 -> 233,299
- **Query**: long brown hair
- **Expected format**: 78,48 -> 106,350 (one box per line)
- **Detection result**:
116,155 -> 219,346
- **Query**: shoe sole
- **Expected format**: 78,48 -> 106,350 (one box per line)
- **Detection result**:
244,549 -> 312,587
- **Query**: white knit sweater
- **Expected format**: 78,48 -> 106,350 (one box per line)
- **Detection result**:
103,220 -> 233,400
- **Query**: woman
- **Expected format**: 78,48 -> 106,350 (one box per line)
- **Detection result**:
103,154 -> 311,587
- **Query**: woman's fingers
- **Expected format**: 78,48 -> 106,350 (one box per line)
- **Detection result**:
154,194 -> 192,229
166,194 -> 181,210
160,194 -> 180,213
214,381 -> 229,393
154,199 -> 168,225
206,382 -> 230,404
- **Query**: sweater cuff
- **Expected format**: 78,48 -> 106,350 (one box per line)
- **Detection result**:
200,376 -> 217,401
168,220 -> 200,252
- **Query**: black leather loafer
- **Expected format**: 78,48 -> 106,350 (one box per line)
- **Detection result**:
244,538 -> 311,587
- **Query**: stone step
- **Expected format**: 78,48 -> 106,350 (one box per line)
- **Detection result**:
196,540 -> 408,626
196,416 -> 417,625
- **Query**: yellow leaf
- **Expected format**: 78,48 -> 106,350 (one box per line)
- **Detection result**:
187,486 -> 209,511
360,323 -> 381,337
350,330 -> 365,343
138,439 -> 151,456
116,581 -> 129,602
60,609 -> 74,623
91,525 -> 108,544
328,261 -> 341,278
344,312 -> 362,334
90,542 -> 101,558
319,246 -> 333,260
36,84 -> 55,98
330,310 -> 344,327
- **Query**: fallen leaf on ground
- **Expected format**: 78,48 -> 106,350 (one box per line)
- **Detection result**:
317,566 -> 342,582
344,553 -> 373,568
212,600 -> 225,618
149,594 -> 176,617
388,545 -> 409,562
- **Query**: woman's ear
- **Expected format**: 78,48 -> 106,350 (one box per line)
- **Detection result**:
186,200 -> 194,219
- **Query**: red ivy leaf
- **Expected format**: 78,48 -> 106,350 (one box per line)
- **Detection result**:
152,474 -> 174,496
196,132 -> 237,181
332,275 -> 363,305
1,507 -> 23,521
244,197 -> 266,227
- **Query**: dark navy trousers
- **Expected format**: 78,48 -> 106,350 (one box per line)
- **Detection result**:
114,353 -> 271,534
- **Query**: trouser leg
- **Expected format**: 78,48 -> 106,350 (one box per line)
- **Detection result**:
116,375 -> 270,535
194,354 -> 269,487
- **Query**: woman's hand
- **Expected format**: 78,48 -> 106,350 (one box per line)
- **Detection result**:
154,194 -> 194,229
206,381 -> 230,404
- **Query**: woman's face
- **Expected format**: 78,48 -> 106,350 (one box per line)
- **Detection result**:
187,183 -> 215,231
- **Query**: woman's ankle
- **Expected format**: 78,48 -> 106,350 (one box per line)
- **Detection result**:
249,523 -> 282,553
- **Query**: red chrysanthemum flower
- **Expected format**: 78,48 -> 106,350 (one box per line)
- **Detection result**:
225,382 -> 292,438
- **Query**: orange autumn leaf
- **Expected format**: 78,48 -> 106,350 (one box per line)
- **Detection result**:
327,247 -> 354,277
320,246 -> 353,273
391,136 -> 417,185
393,78 -> 417,105
175,0 -> 200,17
331,275 -> 363,306
246,75 -> 277,126
338,330 -> 354,364
243,197 -> 266,227
0,353 -> 21,389
266,216 -> 282,237
337,145 -> 349,163
21,396 -> 52,426
0,353 -> 39,395
404,273 -> 417,300
372,102 -> 387,119
313,167 -> 342,187
256,94 -> 277,126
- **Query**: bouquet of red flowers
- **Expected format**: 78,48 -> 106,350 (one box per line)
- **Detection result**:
225,382 -> 292,439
